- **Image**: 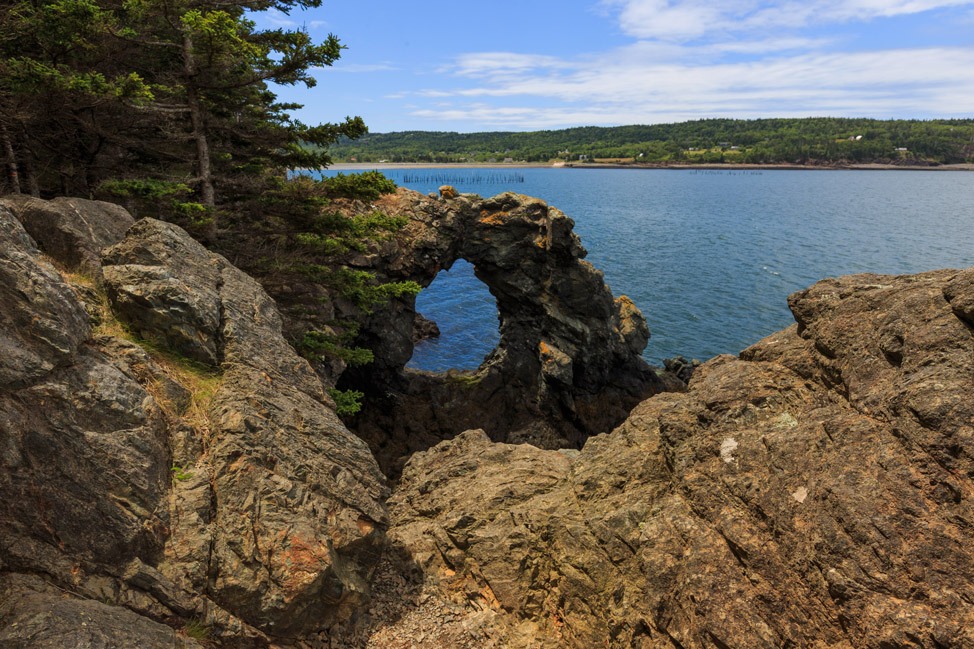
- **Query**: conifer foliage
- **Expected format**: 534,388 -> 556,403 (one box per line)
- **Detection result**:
0,0 -> 365,207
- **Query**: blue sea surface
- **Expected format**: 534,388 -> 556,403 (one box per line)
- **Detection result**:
321,167 -> 974,370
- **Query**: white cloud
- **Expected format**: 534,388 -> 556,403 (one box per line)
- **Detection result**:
449,53 -> 573,77
376,0 -> 974,130
254,9 -> 298,28
248,9 -> 331,31
408,46 -> 974,128
603,0 -> 974,41
613,0 -> 725,40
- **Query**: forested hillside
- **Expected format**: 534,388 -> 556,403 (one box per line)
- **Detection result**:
328,118 -> 974,165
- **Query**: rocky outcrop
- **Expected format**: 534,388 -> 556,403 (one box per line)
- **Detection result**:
0,209 -> 93,387
412,312 -> 440,343
4,191 -> 973,649
0,205 -> 184,644
0,574 -> 203,649
101,218 -> 389,637
0,195 -> 134,279
0,201 -> 387,645
376,268 -> 974,648
331,188 -> 670,473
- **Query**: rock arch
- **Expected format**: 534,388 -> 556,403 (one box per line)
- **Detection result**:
343,188 -> 670,473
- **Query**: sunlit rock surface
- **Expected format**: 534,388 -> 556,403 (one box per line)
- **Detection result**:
374,268 -> 974,648
1,202 -> 387,645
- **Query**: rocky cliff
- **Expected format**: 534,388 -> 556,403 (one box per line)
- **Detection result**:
0,192 -> 972,648
381,268 -> 974,647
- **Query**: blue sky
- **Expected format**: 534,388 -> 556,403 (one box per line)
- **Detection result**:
254,0 -> 974,132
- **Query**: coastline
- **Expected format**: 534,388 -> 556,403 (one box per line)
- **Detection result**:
329,161 -> 974,172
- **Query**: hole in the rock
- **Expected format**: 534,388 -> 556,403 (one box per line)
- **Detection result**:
407,259 -> 500,371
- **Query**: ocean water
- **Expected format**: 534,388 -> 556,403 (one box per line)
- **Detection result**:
322,167 -> 974,370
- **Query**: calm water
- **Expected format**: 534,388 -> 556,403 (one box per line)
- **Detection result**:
322,167 -> 974,369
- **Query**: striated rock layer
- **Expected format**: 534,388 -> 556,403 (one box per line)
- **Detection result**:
378,268 -> 974,648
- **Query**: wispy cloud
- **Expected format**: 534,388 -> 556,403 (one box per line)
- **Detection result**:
449,53 -> 574,77
408,46 -> 974,128
327,62 -> 399,73
249,9 -> 330,31
603,0 -> 974,41
374,0 -> 974,130
256,9 -> 298,28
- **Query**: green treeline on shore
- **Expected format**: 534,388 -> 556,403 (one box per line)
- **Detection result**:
328,118 -> 974,165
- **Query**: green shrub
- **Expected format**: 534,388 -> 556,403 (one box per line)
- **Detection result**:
296,210 -> 407,255
98,178 -> 213,225
323,171 -> 397,200
298,329 -> 374,366
298,265 -> 421,313
327,387 -> 364,416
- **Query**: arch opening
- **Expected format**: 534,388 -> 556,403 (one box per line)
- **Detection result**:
407,259 -> 500,372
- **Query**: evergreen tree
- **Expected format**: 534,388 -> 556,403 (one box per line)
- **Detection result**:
0,0 -> 365,206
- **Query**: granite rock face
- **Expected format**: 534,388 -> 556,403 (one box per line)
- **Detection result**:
0,203 -> 388,645
0,575 -> 203,649
381,268 -> 974,648
101,218 -> 390,637
0,208 -> 92,388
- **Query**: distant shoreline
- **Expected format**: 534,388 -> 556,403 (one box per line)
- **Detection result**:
328,162 -> 974,172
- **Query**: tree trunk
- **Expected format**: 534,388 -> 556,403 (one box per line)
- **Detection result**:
14,129 -> 40,197
21,145 -> 40,197
1,124 -> 21,194
181,32 -> 215,209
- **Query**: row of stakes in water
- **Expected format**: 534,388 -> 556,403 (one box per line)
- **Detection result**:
400,172 -> 526,185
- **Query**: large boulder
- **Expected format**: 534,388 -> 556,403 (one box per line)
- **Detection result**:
0,195 -> 134,277
0,207 -> 91,387
0,206 -> 169,570
1,201 -> 388,645
0,208 -> 176,643
378,268 -> 974,648
0,575 -> 203,649
102,218 -> 389,637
